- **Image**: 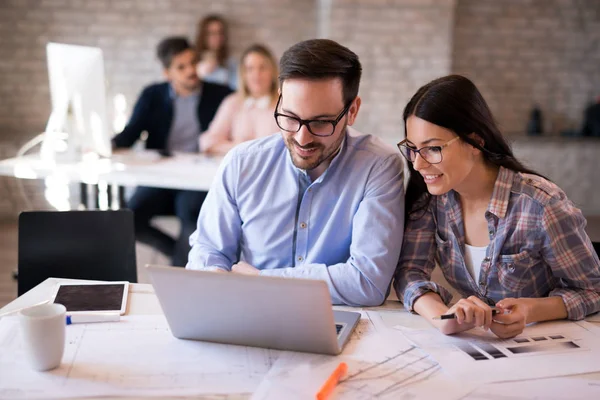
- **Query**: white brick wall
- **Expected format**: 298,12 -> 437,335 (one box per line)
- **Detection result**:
0,0 -> 598,220
327,0 -> 456,141
510,137 -> 600,215
453,0 -> 600,135
0,0 -> 316,144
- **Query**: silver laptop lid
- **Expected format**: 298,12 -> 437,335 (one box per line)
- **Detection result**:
146,265 -> 358,355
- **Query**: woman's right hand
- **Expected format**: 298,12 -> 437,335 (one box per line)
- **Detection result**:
412,292 -> 494,336
444,296 -> 495,331
197,52 -> 218,78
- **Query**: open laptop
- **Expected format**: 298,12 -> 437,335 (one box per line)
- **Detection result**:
146,265 -> 361,355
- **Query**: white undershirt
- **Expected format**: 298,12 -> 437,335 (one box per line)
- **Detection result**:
464,244 -> 489,282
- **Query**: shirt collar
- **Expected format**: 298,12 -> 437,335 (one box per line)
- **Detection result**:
243,95 -> 271,110
487,166 -> 514,219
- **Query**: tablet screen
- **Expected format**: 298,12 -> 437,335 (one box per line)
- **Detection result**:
53,283 -> 126,312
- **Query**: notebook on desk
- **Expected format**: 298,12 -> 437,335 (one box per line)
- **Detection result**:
145,265 -> 361,355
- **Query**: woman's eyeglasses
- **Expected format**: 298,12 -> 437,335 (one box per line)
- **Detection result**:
397,137 -> 460,164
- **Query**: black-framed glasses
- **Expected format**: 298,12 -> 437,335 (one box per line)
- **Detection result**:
273,95 -> 352,137
397,137 -> 460,164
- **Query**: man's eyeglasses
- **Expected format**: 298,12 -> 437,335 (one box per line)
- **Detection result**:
397,137 -> 460,164
274,95 -> 352,137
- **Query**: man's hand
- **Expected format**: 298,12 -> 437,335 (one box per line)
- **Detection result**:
490,298 -> 531,339
232,261 -> 260,276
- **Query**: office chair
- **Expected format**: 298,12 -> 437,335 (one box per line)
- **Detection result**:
18,210 -> 137,296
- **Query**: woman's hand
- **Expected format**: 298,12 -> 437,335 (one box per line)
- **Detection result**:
197,52 -> 218,78
441,296 -> 495,334
490,298 -> 531,339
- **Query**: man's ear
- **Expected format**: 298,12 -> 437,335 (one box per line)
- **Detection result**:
162,68 -> 170,80
347,96 -> 362,126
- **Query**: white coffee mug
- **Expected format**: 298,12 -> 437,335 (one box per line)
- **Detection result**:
19,303 -> 66,371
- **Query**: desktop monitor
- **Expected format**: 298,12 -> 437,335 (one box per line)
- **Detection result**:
41,42 -> 112,161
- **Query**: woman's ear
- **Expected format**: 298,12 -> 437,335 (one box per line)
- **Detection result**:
467,133 -> 485,152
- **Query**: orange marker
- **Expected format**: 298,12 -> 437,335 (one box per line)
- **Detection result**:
316,362 -> 348,400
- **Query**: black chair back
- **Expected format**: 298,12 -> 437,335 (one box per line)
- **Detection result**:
18,210 -> 137,296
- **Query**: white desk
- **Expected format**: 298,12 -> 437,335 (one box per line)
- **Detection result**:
0,150 -> 222,192
0,278 -> 404,318
0,278 -> 404,400
1,279 -> 600,400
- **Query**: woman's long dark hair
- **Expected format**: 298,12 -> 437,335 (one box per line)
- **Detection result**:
195,14 -> 229,66
404,75 -> 542,219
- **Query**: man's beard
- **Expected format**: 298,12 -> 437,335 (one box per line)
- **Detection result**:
285,122 -> 346,172
182,75 -> 200,91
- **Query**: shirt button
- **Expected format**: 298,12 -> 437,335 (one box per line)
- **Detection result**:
297,256 -> 303,262
308,188 -> 312,192
300,222 -> 307,229
489,230 -> 494,238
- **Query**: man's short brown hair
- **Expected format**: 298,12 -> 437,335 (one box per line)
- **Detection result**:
157,37 -> 193,69
279,39 -> 362,105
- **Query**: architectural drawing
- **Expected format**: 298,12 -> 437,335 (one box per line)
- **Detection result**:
0,315 -> 278,399
465,376 -> 600,400
252,330 -> 473,400
395,320 -> 600,384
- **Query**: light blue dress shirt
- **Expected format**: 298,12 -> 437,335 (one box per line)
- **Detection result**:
186,128 -> 405,306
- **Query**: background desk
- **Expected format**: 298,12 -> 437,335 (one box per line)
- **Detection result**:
0,150 -> 222,192
0,150 -> 222,209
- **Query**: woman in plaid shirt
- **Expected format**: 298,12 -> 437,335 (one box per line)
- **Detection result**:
393,75 -> 600,339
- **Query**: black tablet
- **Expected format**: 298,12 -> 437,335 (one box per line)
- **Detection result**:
50,282 -> 129,314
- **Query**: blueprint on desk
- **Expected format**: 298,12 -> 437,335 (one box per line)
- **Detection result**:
252,311 -> 475,400
464,376 -> 600,400
395,319 -> 600,384
0,315 -> 278,399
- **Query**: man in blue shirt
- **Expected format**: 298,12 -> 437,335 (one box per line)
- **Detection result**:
187,39 -> 405,306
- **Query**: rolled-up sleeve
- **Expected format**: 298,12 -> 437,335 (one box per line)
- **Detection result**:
394,203 -> 453,311
541,197 -> 600,320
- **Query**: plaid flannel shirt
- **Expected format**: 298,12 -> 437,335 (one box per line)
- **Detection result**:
394,167 -> 600,320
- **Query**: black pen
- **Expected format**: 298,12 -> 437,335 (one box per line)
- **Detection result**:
432,309 -> 501,320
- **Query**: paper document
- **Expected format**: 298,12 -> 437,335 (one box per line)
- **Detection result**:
395,319 -> 600,384
585,312 -> 600,323
252,313 -> 474,400
465,376 -> 600,400
0,315 -> 278,399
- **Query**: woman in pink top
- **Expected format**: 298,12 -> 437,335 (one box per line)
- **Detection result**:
200,44 -> 280,155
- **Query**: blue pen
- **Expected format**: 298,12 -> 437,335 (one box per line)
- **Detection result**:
66,313 -> 120,325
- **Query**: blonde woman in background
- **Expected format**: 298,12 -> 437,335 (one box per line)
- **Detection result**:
195,14 -> 237,89
200,44 -> 279,155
